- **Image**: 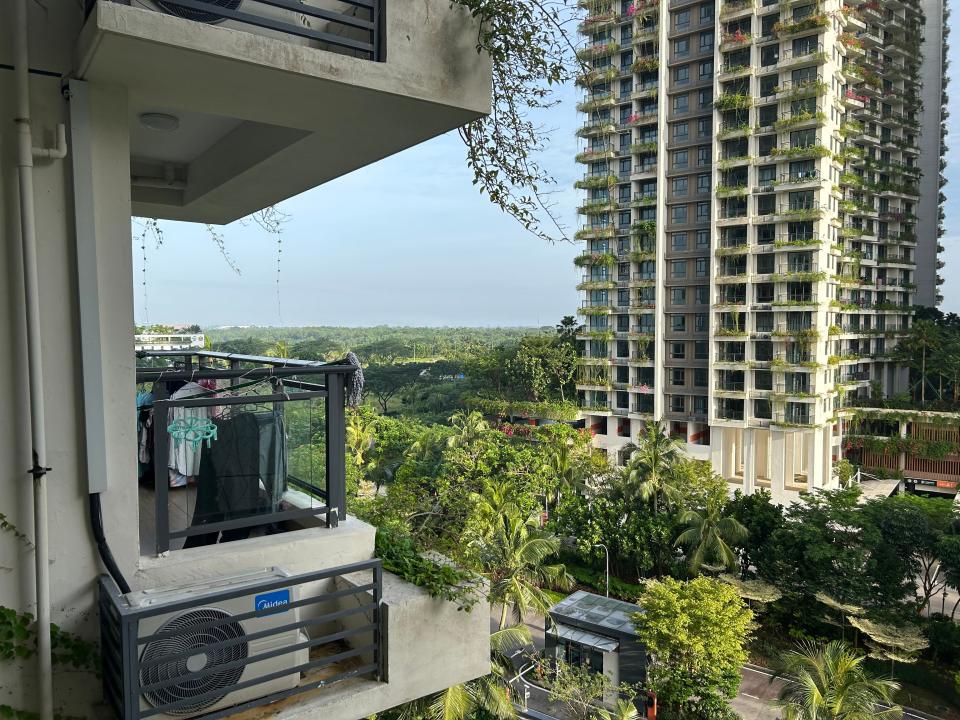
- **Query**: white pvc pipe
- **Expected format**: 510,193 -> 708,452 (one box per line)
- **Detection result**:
14,1 -> 54,717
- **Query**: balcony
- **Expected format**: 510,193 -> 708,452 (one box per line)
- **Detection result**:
122,351 -> 489,720
78,0 -> 491,222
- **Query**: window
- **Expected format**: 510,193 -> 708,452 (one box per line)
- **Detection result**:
671,342 -> 686,359
756,253 -> 775,274
697,146 -> 711,166
674,37 -> 690,56
672,232 -> 688,250
674,94 -> 690,113
758,104 -> 778,127
673,177 -> 689,196
696,229 -> 710,248
760,45 -> 779,67
671,315 -> 687,333
672,205 -> 689,224
695,313 -> 707,332
793,35 -> 818,56
671,260 -> 688,278
694,368 -> 708,386
670,395 -> 686,413
699,60 -> 713,79
675,66 -> 690,85
619,157 -> 632,175
697,173 -> 711,193
671,287 -> 687,305
697,88 -> 712,108
671,368 -> 686,385
790,128 -> 816,148
700,4 -> 714,22
695,285 -> 709,304
759,74 -> 778,97
757,164 -> 776,184
620,78 -> 633,97
700,31 -> 714,51
673,121 -> 689,141
694,340 -> 709,359
758,134 -> 776,156
695,257 -> 708,277
696,202 -> 710,222
616,339 -> 629,357
697,117 -> 711,138
675,9 -> 690,28
619,210 -> 631,227
760,13 -> 779,37
674,149 -> 689,168
757,194 -> 775,215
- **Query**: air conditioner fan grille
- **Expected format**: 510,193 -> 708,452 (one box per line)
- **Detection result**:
156,0 -> 243,24
140,608 -> 248,715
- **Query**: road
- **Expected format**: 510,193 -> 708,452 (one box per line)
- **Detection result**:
492,606 -> 940,720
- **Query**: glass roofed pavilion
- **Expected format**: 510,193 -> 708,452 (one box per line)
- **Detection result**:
545,591 -> 648,697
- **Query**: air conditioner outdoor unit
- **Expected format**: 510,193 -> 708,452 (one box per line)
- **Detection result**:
125,568 -> 308,720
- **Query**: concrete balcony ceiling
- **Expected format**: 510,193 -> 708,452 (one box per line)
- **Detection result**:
77,0 -> 491,223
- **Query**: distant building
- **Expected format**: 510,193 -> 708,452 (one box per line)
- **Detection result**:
134,333 -> 205,352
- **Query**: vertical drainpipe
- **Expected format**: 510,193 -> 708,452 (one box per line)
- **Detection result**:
12,0 -> 67,716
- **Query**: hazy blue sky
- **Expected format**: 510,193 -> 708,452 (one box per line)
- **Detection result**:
135,40 -> 960,328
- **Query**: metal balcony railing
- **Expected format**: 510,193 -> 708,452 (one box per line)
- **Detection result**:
88,0 -> 386,61
136,350 -> 357,554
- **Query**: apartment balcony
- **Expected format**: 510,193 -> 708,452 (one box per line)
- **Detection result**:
78,0 -> 490,223
122,351 -> 489,720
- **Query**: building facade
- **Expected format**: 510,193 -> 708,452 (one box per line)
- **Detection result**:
575,0 -> 931,502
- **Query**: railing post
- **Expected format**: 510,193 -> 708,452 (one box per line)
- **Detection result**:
153,392 -> 170,555
326,372 -> 346,527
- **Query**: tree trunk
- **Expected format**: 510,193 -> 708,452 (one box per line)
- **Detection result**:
499,603 -> 510,630
921,350 -> 926,403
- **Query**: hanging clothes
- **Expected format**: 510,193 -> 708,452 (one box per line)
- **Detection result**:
136,390 -> 154,479
168,381 -> 211,487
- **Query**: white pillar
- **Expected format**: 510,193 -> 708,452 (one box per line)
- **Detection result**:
743,427 -> 755,494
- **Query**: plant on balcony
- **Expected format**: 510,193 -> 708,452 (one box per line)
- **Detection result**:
715,184 -> 749,197
576,41 -> 621,61
574,226 -> 615,240
575,67 -> 620,87
576,95 -> 615,112
631,250 -> 657,262
573,252 -> 617,267
575,148 -> 614,164
632,57 -> 660,73
714,93 -> 753,111
630,140 -> 658,154
714,245 -> 749,256
632,220 -> 657,236
717,155 -> 753,169
774,237 -> 821,248
773,13 -> 829,36
772,270 -> 827,282
770,144 -> 831,159
577,198 -> 616,214
844,89 -> 870,103
717,122 -> 751,139
574,174 -> 617,190
773,111 -> 826,129
720,29 -> 753,45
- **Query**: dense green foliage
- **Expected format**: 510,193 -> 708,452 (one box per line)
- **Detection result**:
632,577 -> 752,720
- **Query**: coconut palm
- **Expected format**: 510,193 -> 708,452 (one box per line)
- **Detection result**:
447,410 -> 490,448
345,409 -> 375,467
674,498 -> 748,574
594,699 -> 639,720
478,508 -> 574,629
621,423 -> 683,514
775,640 -> 903,720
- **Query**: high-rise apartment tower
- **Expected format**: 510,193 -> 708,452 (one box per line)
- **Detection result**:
575,0 -> 935,502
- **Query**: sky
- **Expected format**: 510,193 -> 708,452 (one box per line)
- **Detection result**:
135,32 -> 960,328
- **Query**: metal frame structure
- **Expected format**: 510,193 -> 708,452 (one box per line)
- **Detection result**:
99,559 -> 384,720
136,350 -> 355,554
84,0 -> 386,62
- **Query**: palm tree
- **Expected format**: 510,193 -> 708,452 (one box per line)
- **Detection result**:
594,699 -> 639,720
345,409 -> 375,467
775,640 -> 903,720
478,509 -> 574,629
543,436 -> 585,514
265,339 -> 290,359
447,410 -> 490,449
621,423 -> 683,514
893,320 -> 941,403
674,498 -> 748,574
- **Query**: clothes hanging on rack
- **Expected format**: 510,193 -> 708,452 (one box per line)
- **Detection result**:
184,410 -> 286,547
136,390 -> 154,479
168,381 -> 210,487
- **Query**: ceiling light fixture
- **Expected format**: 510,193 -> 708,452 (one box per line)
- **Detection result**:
139,112 -> 180,132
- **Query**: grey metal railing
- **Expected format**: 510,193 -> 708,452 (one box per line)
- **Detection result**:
88,0 -> 386,61
99,559 -> 383,720
137,351 -> 356,554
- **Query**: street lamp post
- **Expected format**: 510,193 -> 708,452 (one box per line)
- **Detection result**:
594,542 -> 610,598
